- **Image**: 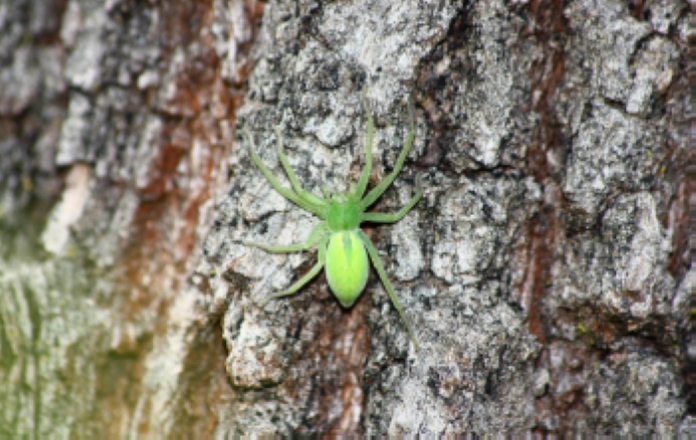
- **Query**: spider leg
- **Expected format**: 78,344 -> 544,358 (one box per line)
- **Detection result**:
357,230 -> 419,349
274,127 -> 327,207
259,235 -> 329,307
355,88 -> 374,199
246,221 -> 328,253
244,128 -> 327,216
321,186 -> 331,199
359,97 -> 416,211
361,175 -> 423,224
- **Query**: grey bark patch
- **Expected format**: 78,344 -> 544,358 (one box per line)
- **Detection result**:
206,0 -> 688,434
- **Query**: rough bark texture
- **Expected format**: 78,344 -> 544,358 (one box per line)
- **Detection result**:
0,0 -> 691,436
0,0 -> 245,435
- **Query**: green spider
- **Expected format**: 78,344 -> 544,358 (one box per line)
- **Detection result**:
243,94 -> 422,348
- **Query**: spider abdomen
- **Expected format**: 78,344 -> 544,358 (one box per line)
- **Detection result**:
325,230 -> 369,307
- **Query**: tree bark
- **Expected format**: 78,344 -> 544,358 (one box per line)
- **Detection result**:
0,0 -> 690,436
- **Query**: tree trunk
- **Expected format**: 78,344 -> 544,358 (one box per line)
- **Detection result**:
0,0 -> 690,436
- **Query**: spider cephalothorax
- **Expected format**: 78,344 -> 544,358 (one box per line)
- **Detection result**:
244,92 -> 422,347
